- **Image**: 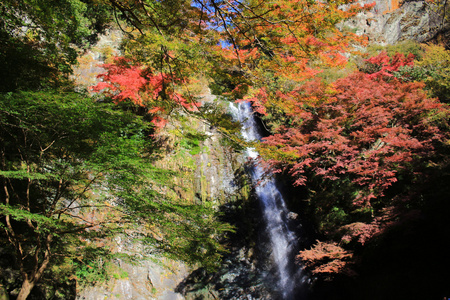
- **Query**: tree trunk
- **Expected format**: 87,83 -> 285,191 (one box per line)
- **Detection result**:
16,279 -> 34,300
15,234 -> 52,300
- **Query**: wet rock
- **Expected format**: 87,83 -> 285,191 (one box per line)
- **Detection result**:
288,212 -> 299,220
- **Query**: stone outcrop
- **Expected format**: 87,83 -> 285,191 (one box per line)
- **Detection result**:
154,90 -> 245,206
77,252 -> 189,300
342,0 -> 448,45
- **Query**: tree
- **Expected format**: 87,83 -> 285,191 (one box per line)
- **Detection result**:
0,91 -> 143,298
93,0 -> 374,97
86,0 -> 375,140
0,91 -> 229,299
260,70 -> 448,206
393,43 -> 450,102
252,62 -> 449,275
297,241 -> 353,277
2,0 -> 412,296
0,0 -> 112,92
91,56 -> 200,127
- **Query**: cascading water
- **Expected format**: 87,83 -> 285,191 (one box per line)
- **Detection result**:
230,101 -> 303,299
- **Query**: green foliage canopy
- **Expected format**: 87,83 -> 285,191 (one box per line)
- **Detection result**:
0,91 -> 230,299
0,0 -> 112,92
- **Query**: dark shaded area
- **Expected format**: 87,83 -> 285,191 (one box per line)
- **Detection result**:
0,31 -> 60,92
176,194 -> 274,299
0,247 -> 76,300
176,143 -> 317,300
0,0 -> 113,93
306,163 -> 450,300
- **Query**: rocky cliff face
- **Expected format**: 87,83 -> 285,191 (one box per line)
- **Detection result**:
72,31 -> 250,299
153,90 -> 245,206
75,97 -> 248,299
74,90 -> 248,299
342,0 -> 448,45
77,237 -> 189,300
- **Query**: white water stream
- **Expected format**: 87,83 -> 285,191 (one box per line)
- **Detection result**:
230,101 -> 300,299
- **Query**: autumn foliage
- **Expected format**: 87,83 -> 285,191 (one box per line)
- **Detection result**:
253,51 -> 450,277
217,0 -> 374,77
92,57 -> 198,127
363,51 -> 415,79
260,71 -> 448,207
297,241 -> 353,276
6,0 -> 450,296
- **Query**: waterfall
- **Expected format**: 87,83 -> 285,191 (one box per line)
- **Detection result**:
230,101 -> 302,299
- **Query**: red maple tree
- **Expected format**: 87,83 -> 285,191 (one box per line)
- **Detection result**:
260,71 -> 448,207
363,51 -> 415,79
91,57 -> 198,128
